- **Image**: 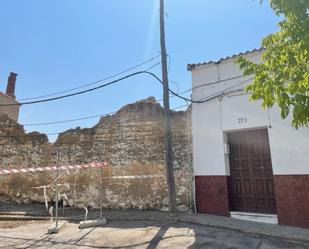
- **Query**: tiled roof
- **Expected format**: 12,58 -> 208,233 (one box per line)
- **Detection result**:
187,48 -> 264,71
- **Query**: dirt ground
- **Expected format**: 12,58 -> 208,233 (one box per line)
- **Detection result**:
0,219 -> 308,249
0,220 -> 40,229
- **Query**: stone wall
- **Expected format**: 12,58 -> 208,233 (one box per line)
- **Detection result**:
0,97 -> 192,211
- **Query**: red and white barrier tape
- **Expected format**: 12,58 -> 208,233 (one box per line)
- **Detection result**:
0,161 -> 107,175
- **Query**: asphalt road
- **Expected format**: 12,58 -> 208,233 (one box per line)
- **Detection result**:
0,220 -> 308,249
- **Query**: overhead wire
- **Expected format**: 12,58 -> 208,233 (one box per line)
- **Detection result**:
0,115 -> 179,138
12,62 -> 164,126
0,55 -> 253,139
20,112 -> 116,127
0,76 -> 251,128
1,53 -> 250,107
174,75 -> 254,95
0,71 -> 167,106
0,86 -> 245,140
191,77 -> 252,102
0,70 -> 250,107
17,55 -> 161,102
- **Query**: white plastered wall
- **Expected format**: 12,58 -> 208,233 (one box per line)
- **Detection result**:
267,107 -> 309,175
191,50 -> 309,176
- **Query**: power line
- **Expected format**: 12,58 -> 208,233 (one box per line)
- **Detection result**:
170,80 -> 180,94
192,78 -> 252,102
0,97 -> 179,128
0,129 -> 165,140
1,67 -> 253,108
0,134 -> 171,147
0,71 -> 201,107
0,77 -> 250,128
23,112 -> 115,127
0,113 -> 180,138
145,61 -> 161,72
0,104 -> 192,139
0,132 -> 166,140
17,55 -> 161,102
0,71 -> 166,106
175,75 -> 254,95
0,88 -> 244,139
0,95 -> 182,128
193,75 -> 252,90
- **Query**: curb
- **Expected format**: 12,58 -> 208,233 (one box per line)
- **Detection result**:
104,214 -> 309,243
177,216 -> 309,243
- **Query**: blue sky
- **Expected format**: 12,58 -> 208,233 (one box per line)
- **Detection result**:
0,0 -> 280,141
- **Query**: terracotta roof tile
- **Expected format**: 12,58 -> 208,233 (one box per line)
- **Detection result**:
187,48 -> 264,71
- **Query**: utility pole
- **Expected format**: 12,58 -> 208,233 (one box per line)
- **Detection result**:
55,148 -> 59,228
99,148 -> 103,220
160,0 -> 177,213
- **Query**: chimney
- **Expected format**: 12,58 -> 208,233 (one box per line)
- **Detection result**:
6,72 -> 18,99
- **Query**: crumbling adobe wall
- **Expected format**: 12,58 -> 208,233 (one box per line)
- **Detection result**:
0,97 -> 192,211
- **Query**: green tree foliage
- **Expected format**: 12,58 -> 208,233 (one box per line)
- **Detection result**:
238,0 -> 309,128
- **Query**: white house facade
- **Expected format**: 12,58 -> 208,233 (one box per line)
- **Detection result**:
188,49 -> 309,229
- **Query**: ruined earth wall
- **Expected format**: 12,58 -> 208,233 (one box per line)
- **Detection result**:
0,97 -> 192,211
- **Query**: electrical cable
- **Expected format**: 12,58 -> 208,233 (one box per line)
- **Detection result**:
144,62 -> 161,72
1,69 -> 250,107
0,77 -> 249,128
17,55 -> 161,102
0,71 -> 169,106
176,75 -> 254,95
1,68 -> 252,108
22,112 -> 116,126
0,87 -> 244,139
170,80 -> 180,94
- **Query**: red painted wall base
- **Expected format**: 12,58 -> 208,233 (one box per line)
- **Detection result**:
274,175 -> 309,229
195,174 -> 309,229
195,176 -> 229,216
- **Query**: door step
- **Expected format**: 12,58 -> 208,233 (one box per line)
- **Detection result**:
230,211 -> 278,224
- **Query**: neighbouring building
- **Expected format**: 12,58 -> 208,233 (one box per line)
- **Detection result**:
188,49 -> 309,229
0,72 -> 20,122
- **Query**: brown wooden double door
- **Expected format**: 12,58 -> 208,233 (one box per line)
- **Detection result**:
228,129 -> 276,213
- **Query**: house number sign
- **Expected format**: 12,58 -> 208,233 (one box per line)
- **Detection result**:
238,117 -> 247,124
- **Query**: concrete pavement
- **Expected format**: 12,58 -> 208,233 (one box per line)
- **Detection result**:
0,220 -> 308,249
1,204 -> 309,245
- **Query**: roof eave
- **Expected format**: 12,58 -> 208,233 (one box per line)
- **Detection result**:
187,48 -> 265,71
